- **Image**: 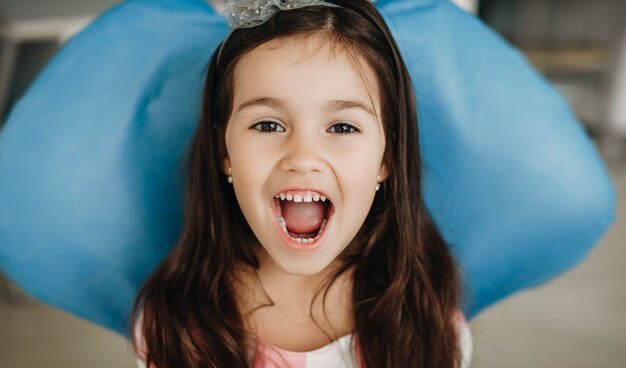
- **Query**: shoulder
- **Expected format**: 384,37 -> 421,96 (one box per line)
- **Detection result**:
133,310 -> 151,368
454,311 -> 473,368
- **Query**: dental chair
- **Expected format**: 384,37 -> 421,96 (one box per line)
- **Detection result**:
0,0 -> 616,337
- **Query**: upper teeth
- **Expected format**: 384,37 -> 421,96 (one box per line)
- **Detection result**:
275,190 -> 327,203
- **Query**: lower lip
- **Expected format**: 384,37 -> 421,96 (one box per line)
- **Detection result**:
272,200 -> 334,253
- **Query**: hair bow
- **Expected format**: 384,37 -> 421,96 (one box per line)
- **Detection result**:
223,0 -> 332,29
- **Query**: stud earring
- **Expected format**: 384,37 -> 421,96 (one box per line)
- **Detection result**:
227,168 -> 233,184
375,175 -> 381,192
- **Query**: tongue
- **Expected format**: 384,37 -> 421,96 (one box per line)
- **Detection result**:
281,201 -> 326,234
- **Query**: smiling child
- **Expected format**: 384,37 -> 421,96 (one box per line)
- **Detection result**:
131,1 -> 472,367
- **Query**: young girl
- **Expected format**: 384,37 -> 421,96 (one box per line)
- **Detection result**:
131,0 -> 472,366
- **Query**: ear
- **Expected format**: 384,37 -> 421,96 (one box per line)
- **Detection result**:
222,158 -> 231,176
379,162 -> 389,182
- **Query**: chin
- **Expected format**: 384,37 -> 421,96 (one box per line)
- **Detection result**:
275,255 -> 335,277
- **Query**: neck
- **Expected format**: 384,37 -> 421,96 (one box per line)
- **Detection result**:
259,249 -> 344,294
233,249 -> 355,337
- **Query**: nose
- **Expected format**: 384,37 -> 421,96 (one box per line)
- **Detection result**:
279,130 -> 327,175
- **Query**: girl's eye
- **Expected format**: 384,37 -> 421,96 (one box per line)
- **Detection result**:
328,122 -> 359,134
252,121 -> 285,132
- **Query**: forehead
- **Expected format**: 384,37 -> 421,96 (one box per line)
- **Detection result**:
231,35 -> 380,113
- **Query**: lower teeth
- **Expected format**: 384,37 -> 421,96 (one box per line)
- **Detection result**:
277,217 -> 327,244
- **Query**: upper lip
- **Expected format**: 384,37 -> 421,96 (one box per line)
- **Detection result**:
273,187 -> 333,203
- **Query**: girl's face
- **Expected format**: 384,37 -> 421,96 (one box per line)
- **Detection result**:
223,36 -> 387,276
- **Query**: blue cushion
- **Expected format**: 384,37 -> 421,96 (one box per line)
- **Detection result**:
0,0 -> 616,336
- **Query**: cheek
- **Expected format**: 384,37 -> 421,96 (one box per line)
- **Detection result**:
229,139 -> 272,183
230,152 -> 275,218
336,143 -> 383,183
336,149 -> 381,215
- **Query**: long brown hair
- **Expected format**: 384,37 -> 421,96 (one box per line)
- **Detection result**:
130,1 -> 462,366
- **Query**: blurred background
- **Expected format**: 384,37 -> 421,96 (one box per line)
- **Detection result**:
0,0 -> 624,367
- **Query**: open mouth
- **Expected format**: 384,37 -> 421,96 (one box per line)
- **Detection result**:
271,190 -> 333,246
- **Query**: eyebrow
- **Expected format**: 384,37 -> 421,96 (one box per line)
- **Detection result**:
327,99 -> 376,118
236,97 -> 377,118
237,97 -> 287,112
